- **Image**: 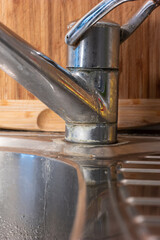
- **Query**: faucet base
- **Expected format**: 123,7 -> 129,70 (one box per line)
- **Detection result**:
65,123 -> 117,144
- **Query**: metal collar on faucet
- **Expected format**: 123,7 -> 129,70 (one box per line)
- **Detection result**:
0,0 -> 159,144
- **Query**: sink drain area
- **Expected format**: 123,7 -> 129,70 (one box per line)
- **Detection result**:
116,153 -> 160,240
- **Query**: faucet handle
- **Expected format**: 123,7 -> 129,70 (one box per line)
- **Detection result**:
120,0 -> 160,42
65,0 -> 135,46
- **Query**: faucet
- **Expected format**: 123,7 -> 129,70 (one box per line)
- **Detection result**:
0,0 -> 159,144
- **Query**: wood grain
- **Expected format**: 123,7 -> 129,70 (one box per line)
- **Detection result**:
0,100 -> 65,131
118,99 -> 160,128
0,100 -> 159,131
0,0 -> 159,100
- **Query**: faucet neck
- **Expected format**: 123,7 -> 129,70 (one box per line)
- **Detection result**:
66,21 -> 120,144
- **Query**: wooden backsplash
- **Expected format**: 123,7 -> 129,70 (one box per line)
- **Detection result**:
0,0 -> 159,130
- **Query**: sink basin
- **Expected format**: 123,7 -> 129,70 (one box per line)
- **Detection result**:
0,151 -> 119,240
0,152 -> 85,240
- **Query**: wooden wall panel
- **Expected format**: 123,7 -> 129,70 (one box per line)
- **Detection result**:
0,0 -> 159,100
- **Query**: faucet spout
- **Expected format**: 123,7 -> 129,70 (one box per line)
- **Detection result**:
0,23 -> 107,124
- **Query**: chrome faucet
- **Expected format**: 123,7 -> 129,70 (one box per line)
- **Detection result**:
0,0 -> 159,144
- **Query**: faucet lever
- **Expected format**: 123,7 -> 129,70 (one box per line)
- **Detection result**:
65,0 -> 135,46
120,0 -> 160,42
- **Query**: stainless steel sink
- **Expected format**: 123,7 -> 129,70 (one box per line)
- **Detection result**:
0,152 -> 85,240
0,131 -> 159,239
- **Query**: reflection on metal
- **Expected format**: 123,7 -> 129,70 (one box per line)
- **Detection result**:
65,0 -> 134,46
0,151 -> 86,240
65,0 -> 160,143
0,22 -> 118,144
0,132 -> 160,238
125,197 -> 160,206
65,123 -> 117,144
0,24 -> 102,124
114,153 -> 160,239
67,21 -> 120,143
82,166 -> 108,185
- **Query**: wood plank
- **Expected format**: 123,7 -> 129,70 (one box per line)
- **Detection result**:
0,100 -> 159,131
118,99 -> 160,128
0,100 -> 65,131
